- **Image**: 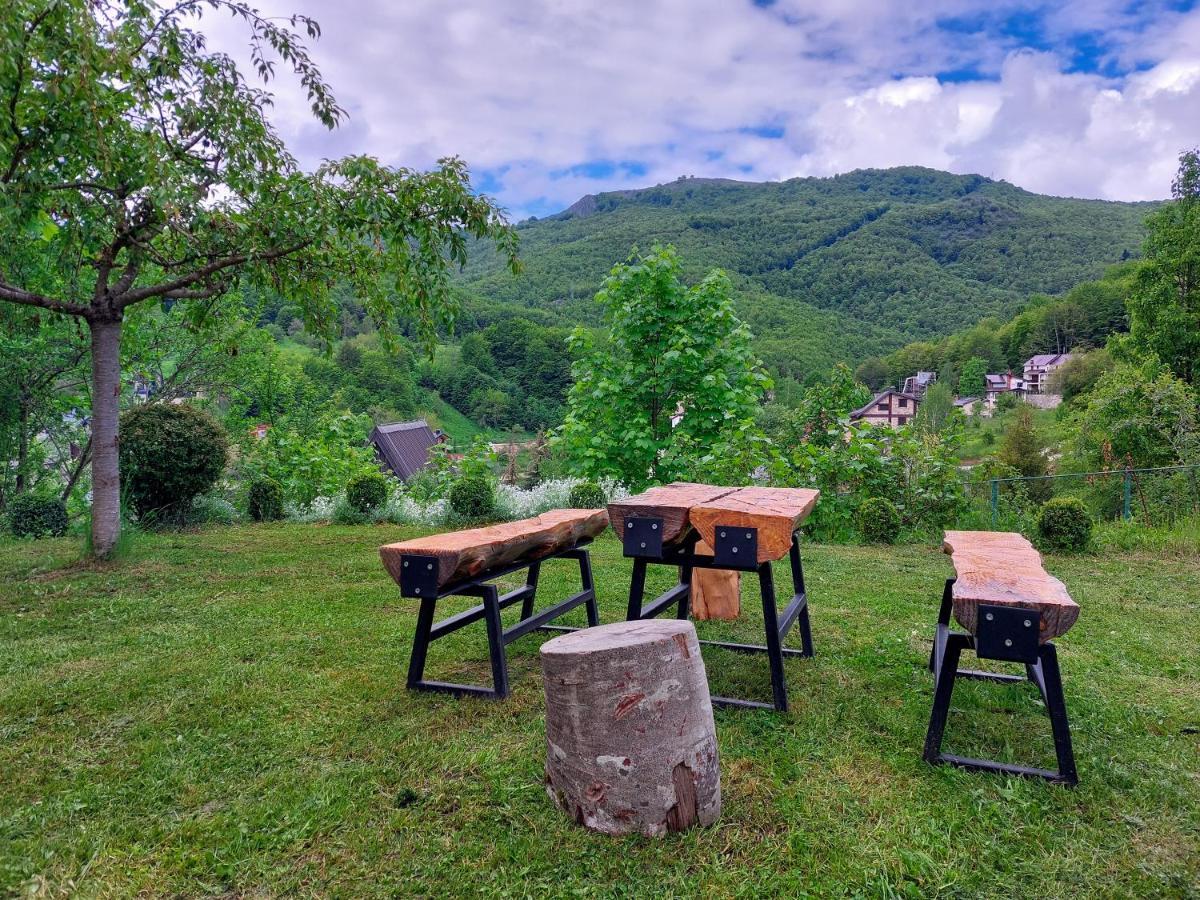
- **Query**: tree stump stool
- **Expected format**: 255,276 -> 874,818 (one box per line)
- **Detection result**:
539,620 -> 720,836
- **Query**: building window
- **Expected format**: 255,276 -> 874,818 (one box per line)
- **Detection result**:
897,416 -> 907,425
898,398 -> 907,408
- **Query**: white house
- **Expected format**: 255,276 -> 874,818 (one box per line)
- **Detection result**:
1023,353 -> 1074,394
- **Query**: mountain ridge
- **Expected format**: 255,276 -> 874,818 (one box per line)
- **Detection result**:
458,166 -> 1156,377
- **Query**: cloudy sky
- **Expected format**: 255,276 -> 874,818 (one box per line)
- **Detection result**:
201,0 -> 1200,220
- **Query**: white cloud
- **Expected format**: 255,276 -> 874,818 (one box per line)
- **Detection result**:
195,0 -> 1200,217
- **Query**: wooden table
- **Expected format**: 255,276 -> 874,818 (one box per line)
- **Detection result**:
607,483 -> 820,712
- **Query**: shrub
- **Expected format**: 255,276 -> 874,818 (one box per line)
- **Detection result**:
855,497 -> 901,544
332,495 -> 372,525
347,471 -> 388,513
567,481 -> 606,509
448,473 -> 495,522
7,495 -> 68,538
248,477 -> 284,522
1037,496 -> 1092,551
119,404 -> 228,522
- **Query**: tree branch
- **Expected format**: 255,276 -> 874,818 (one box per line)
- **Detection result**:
0,281 -> 88,317
115,241 -> 309,308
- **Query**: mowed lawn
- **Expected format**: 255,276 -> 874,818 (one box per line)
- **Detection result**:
1,525 -> 1197,898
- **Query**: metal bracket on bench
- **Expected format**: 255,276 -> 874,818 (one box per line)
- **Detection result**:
975,605 -> 1040,664
398,554 -> 440,598
622,516 -> 664,559
712,524 -> 758,571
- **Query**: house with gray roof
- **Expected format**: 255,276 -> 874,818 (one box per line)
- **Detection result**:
369,420 -> 444,481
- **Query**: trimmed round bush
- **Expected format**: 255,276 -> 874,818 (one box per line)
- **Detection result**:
119,403 -> 228,522
856,497 -> 901,544
449,473 -> 495,521
567,481 -> 606,509
1037,496 -> 1092,551
247,477 -> 284,522
347,472 -> 388,514
7,495 -> 68,538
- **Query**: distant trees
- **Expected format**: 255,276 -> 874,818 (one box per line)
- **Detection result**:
557,246 -> 770,488
1070,362 -> 1199,470
1120,149 -> 1200,385
959,357 -> 989,398
997,407 -> 1051,500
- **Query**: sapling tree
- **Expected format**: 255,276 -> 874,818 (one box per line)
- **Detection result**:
557,245 -> 770,488
0,1 -> 518,555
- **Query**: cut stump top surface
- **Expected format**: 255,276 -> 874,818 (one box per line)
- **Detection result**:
943,530 -> 1079,641
379,508 -> 608,590
540,619 -> 696,657
690,487 -> 820,563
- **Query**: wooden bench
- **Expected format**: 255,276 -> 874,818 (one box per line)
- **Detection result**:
923,530 -> 1080,784
379,509 -> 609,699
607,482 -> 820,712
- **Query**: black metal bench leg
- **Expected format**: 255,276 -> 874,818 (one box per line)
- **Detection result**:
789,535 -> 814,658
930,578 -> 955,672
406,596 -> 437,689
676,561 -> 693,620
627,558 -> 648,620
759,561 -> 789,713
1040,644 -> 1078,785
576,551 -> 600,627
923,632 -> 965,763
482,584 -> 509,699
522,561 -> 541,619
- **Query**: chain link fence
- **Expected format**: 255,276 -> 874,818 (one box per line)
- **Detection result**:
964,464 -> 1200,528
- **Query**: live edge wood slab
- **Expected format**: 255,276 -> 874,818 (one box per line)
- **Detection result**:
606,483 -> 736,548
943,530 -> 1079,641
607,483 -> 820,563
689,487 -> 820,565
379,509 -> 609,591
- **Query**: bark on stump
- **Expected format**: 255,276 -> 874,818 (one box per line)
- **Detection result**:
540,620 -> 720,836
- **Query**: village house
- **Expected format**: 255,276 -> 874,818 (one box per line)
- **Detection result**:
1023,353 -> 1074,394
984,372 -> 1026,409
901,371 -> 937,397
368,419 -> 446,481
849,389 -> 920,429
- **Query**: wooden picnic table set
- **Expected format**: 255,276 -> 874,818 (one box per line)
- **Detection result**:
379,481 -> 1082,814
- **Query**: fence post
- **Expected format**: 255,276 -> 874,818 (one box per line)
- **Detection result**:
990,479 -> 999,527
1122,468 -> 1132,521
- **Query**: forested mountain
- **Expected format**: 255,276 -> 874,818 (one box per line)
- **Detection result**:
457,167 -> 1155,373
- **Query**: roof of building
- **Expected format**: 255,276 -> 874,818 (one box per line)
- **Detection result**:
369,419 -> 439,480
850,389 -> 919,420
985,374 -> 1026,391
954,397 -> 980,406
1025,353 -> 1073,368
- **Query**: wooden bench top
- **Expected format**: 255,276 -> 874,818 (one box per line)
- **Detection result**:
607,483 -> 738,546
690,487 -> 820,564
608,484 -> 820,562
380,508 -> 609,590
943,530 -> 1079,641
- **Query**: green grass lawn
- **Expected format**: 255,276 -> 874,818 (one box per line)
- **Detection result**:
1,525 -> 1197,897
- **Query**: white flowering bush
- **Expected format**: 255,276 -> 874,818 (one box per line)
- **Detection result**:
282,478 -> 627,527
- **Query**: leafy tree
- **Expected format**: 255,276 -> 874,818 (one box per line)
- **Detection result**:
770,363 -> 870,449
1070,361 -> 1199,469
1120,149 -> 1200,384
959,357 -> 988,398
1050,349 -> 1114,406
996,406 -> 1051,500
0,2 -> 517,555
854,356 -> 889,390
557,246 -> 770,488
913,382 -> 957,435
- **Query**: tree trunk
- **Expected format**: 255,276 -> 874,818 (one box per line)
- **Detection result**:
88,318 -> 122,558
540,620 -> 720,836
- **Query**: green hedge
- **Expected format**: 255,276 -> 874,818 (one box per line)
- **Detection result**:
7,495 -> 68,538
